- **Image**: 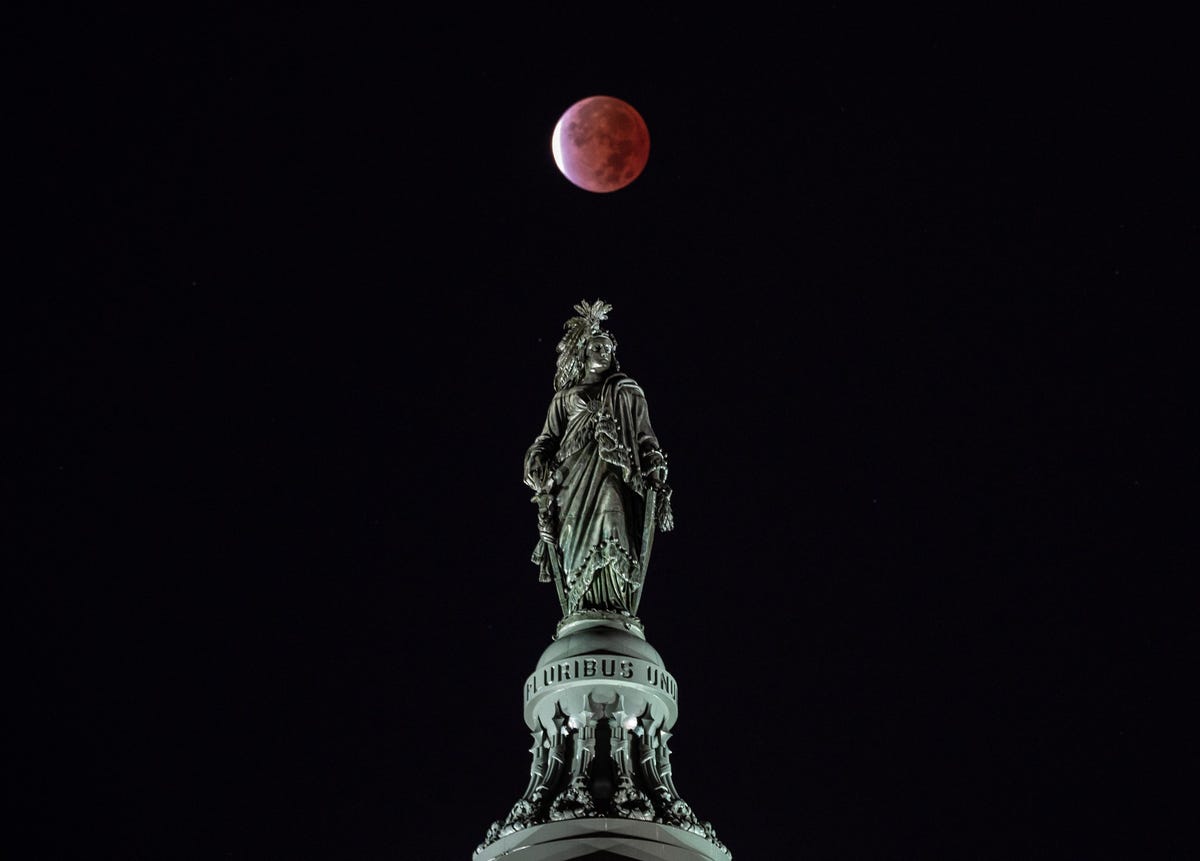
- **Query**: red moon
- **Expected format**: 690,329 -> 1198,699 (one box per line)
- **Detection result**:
551,95 -> 650,193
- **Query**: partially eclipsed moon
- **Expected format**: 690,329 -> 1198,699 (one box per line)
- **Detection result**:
551,95 -> 650,193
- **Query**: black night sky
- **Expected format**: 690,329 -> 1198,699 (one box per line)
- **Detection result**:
20,9 -> 1190,859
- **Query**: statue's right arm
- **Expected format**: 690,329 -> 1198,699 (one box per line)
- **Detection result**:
524,393 -> 565,490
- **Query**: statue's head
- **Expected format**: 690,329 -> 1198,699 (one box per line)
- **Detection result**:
553,300 -> 621,390
583,333 -> 618,376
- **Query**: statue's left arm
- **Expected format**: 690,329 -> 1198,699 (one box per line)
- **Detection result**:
624,383 -> 668,489
601,377 -> 673,529
625,384 -> 674,532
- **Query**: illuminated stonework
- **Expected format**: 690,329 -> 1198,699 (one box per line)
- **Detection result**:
473,619 -> 729,861
474,301 -> 730,859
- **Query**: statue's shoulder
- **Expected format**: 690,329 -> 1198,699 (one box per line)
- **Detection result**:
606,373 -> 646,398
550,384 -> 582,403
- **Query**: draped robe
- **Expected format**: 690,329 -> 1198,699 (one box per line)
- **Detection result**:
525,373 -> 666,615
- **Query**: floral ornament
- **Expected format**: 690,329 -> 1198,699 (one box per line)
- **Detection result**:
611,709 -> 640,732
567,709 -> 597,731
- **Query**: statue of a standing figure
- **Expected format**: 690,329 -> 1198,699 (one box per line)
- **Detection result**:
524,300 -> 674,622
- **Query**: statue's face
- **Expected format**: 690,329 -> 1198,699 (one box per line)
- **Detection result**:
584,336 -> 614,374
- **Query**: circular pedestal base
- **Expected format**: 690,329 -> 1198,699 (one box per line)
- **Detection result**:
524,621 -> 679,737
557,611 -> 645,639
473,819 -> 730,861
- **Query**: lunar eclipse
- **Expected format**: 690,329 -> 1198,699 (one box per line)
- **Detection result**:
551,95 -> 650,193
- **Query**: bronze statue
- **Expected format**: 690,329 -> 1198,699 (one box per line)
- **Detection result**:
524,300 -> 674,621
473,299 -> 729,859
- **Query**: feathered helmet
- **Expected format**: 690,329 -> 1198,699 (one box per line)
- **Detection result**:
553,299 -> 619,390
